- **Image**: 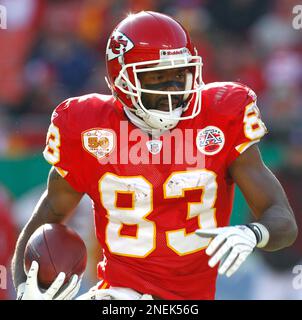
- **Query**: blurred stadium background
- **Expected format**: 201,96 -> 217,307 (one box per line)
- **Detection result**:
0,0 -> 301,300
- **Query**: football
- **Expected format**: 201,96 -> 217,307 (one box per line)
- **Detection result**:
24,223 -> 87,289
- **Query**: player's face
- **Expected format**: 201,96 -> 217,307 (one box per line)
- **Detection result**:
138,67 -> 189,112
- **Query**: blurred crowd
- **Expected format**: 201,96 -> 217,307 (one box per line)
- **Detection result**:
0,0 -> 301,299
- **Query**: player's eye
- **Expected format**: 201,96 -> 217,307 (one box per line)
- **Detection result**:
153,74 -> 164,81
142,72 -> 164,83
176,70 -> 186,80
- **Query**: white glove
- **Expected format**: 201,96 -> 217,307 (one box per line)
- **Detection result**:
17,261 -> 82,300
76,284 -> 153,300
195,225 -> 259,277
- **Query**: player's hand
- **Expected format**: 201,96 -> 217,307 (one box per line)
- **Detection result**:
17,261 -> 81,300
76,285 -> 153,300
195,225 -> 258,277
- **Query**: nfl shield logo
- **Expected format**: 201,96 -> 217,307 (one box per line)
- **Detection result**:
146,140 -> 162,155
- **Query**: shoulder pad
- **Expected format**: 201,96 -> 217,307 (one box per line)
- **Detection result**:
51,94 -> 115,132
203,81 -> 257,115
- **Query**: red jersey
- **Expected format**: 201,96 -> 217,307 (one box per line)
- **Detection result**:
0,187 -> 16,300
43,82 -> 267,299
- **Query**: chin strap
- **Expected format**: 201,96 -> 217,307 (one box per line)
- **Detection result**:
123,106 -> 167,137
141,106 -> 183,130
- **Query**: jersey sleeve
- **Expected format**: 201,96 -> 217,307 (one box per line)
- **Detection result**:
226,85 -> 268,167
43,99 -> 86,193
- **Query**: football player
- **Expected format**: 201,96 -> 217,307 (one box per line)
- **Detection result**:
12,11 -> 297,300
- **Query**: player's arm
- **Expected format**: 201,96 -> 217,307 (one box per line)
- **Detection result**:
196,144 -> 298,277
11,166 -> 84,298
228,144 -> 298,250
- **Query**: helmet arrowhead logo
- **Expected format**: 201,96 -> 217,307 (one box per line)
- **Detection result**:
106,31 -> 134,61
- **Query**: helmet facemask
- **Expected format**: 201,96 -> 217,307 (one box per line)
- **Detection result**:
114,50 -> 204,130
